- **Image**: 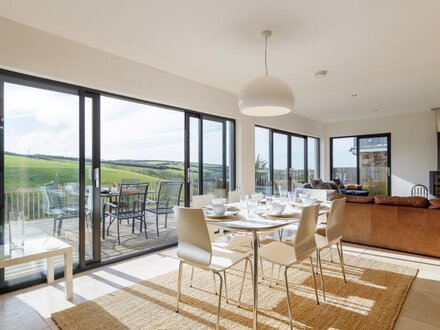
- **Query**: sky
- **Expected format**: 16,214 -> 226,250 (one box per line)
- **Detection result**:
4,83 -> 226,165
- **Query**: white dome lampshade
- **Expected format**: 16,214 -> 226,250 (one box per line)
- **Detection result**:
238,75 -> 294,116
238,30 -> 295,117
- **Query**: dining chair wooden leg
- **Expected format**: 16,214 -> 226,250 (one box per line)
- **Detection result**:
223,270 -> 229,303
165,213 -> 168,228
213,272 -> 223,330
269,262 -> 275,287
317,250 -> 326,301
337,241 -> 347,283
212,272 -> 218,295
309,257 -> 320,305
176,260 -> 183,312
315,250 -> 319,274
238,258 -> 249,306
276,264 -> 281,285
284,266 -> 293,330
132,216 -> 135,233
190,266 -> 194,287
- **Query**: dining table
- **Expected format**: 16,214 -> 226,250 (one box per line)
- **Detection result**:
206,202 -> 331,330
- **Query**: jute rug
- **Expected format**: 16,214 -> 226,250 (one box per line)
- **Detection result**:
52,251 -> 417,329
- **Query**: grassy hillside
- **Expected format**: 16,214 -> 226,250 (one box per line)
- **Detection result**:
4,154 -> 223,191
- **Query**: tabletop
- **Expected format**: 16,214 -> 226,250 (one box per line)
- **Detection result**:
206,202 -> 331,232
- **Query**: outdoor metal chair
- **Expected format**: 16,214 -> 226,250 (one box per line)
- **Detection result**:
411,184 -> 429,198
105,183 -> 149,245
146,180 -> 183,237
41,182 -> 79,236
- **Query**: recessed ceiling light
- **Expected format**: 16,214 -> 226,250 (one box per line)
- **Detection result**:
351,93 -> 358,97
314,70 -> 327,78
373,109 -> 380,112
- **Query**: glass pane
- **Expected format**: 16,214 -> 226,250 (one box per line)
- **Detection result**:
3,82 -> 79,287
189,117 -> 199,204
307,137 -> 319,182
359,136 -> 389,195
226,121 -> 233,192
292,136 -> 305,187
255,127 -> 271,194
100,96 -> 184,259
202,119 -> 225,197
332,137 -> 358,184
84,97 -> 93,261
273,133 -> 288,195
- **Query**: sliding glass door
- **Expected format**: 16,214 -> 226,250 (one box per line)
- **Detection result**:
186,114 -> 233,203
358,136 -> 390,195
0,69 -> 236,292
331,134 -> 391,195
1,78 -> 81,288
254,125 -> 320,195
273,133 -> 289,194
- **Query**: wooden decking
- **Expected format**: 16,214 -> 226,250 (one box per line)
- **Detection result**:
3,214 -> 177,283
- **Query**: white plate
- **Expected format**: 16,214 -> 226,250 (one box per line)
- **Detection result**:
205,211 -> 237,219
266,211 -> 298,218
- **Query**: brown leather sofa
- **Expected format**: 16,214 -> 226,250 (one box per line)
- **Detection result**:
331,193 -> 440,258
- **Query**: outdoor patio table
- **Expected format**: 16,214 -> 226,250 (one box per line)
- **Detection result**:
206,204 -> 330,330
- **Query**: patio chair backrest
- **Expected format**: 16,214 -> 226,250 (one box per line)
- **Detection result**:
41,182 -> 62,212
293,204 -> 319,262
117,183 -> 149,216
156,180 -> 183,210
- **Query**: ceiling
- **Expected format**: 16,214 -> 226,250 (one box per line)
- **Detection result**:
1,0 -> 440,123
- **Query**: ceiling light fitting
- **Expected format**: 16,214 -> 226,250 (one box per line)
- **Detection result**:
314,70 -> 327,78
238,30 -> 294,116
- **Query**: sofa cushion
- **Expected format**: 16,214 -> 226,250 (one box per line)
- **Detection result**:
331,192 -> 374,203
397,197 -> 430,208
310,179 -> 323,189
328,181 -> 339,191
374,196 -> 399,205
429,198 -> 440,209
374,196 -> 430,208
345,183 -> 363,190
332,178 -> 345,190
339,188 -> 369,196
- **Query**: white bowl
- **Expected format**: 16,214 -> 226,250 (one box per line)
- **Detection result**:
211,204 -> 227,216
212,198 -> 227,205
298,193 -> 311,199
271,203 -> 286,215
302,197 -> 317,206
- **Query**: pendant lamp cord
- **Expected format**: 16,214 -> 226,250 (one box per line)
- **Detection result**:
264,34 -> 269,75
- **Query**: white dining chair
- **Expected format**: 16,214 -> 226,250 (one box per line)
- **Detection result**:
255,204 -> 321,329
228,190 -> 241,203
315,197 -> 347,300
191,194 -> 253,291
174,207 -> 252,330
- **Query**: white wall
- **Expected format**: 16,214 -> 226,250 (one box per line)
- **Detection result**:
324,111 -> 437,196
0,17 -> 324,194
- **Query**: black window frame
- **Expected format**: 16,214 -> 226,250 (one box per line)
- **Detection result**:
255,125 -> 321,194
330,133 -> 391,195
0,68 -> 236,293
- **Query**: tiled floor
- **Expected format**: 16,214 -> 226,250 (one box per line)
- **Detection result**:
1,242 -> 439,330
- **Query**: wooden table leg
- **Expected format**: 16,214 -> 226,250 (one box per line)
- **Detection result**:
47,257 -> 54,283
64,248 -> 73,300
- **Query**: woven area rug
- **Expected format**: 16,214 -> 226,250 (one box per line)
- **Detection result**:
52,252 -> 417,329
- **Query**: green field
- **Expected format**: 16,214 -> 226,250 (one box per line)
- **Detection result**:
4,154 -> 222,191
